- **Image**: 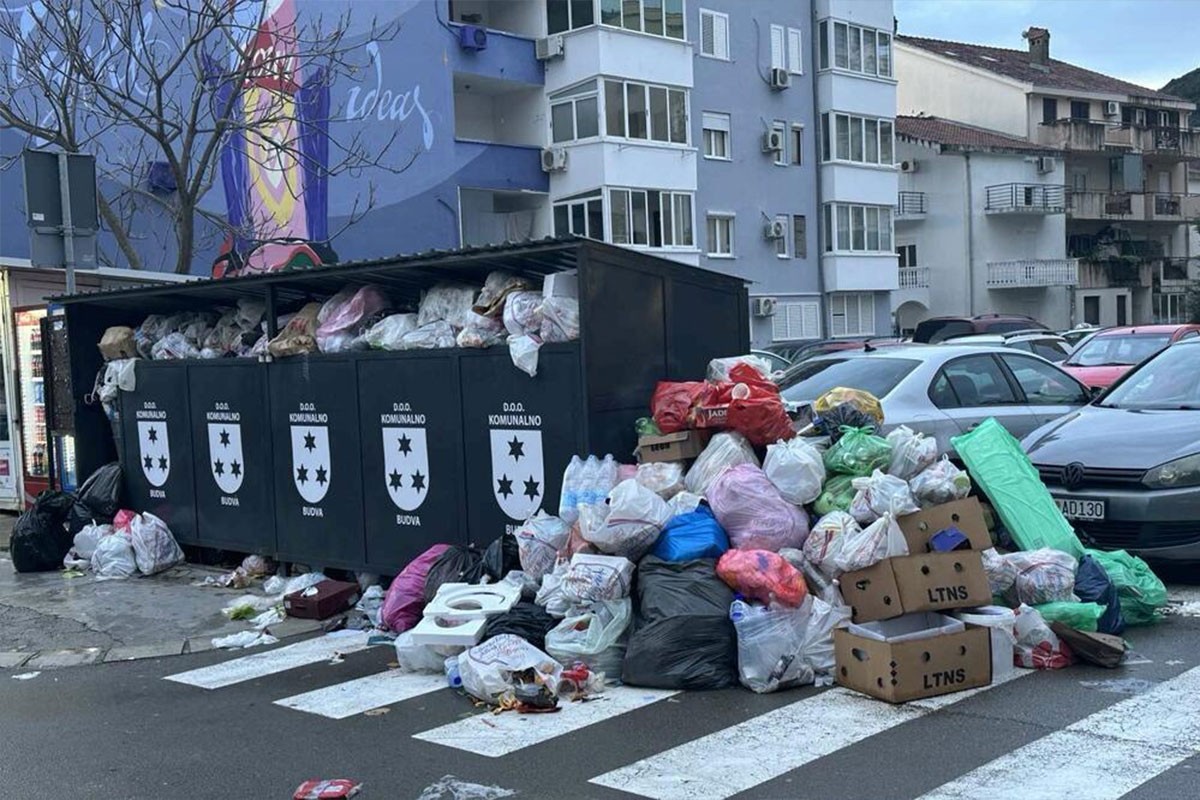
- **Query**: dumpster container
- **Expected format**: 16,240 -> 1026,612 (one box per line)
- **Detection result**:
118,362 -> 198,544
189,361 -> 276,553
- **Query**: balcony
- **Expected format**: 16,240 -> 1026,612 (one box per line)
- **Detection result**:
985,183 -> 1067,214
1145,193 -> 1200,221
898,266 -> 930,288
1156,257 -> 1196,288
1129,126 -> 1200,159
986,259 -> 1078,288
1077,259 -> 1154,290
1068,191 -> 1146,221
453,73 -> 543,148
896,192 -> 927,220
1035,119 -> 1114,152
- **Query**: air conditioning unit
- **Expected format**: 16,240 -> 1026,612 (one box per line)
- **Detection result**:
763,219 -> 787,240
762,130 -> 784,153
540,147 -> 568,172
899,159 -> 919,173
768,68 -> 791,90
752,297 -> 777,317
1036,156 -> 1056,174
535,34 -> 565,60
458,25 -> 488,51
1104,100 -> 1120,117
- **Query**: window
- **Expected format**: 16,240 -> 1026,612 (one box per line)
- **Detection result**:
548,0 -> 595,34
829,292 -> 875,337
553,190 -> 604,240
787,27 -> 803,74
604,79 -> 688,144
792,215 -> 807,258
699,9 -> 729,60
772,121 -> 788,165
1070,100 -> 1090,120
896,244 -> 917,268
825,21 -> 891,77
706,214 -> 733,256
930,356 -> 1018,409
550,81 -> 600,143
702,112 -> 731,159
1000,354 -> 1087,405
600,0 -> 684,39
609,188 -> 694,248
822,113 -> 893,164
824,203 -> 893,253
770,24 -> 785,71
790,125 -> 803,165
1042,97 -> 1058,124
772,301 -> 821,341
774,214 -> 789,257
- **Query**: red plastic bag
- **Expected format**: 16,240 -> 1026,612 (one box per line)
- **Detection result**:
380,544 -> 450,633
651,381 -> 708,433
293,779 -> 362,799
708,365 -> 795,447
717,549 -> 809,607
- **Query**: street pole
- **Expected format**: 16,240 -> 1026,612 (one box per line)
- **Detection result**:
57,151 -> 76,294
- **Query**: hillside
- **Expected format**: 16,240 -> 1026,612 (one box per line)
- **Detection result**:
1162,67 -> 1200,126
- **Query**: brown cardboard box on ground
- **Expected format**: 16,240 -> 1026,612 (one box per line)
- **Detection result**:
636,430 -> 711,463
835,612 -> 993,703
839,498 -> 994,623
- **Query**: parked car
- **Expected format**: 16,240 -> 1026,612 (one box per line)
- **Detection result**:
776,344 -> 1090,453
944,330 -> 1073,362
749,349 -> 793,373
1023,338 -> 1200,561
1060,324 -> 1200,389
766,337 -> 908,364
1059,325 -> 1104,347
912,313 -> 1047,344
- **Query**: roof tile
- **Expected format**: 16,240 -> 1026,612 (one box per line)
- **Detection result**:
895,115 -> 1060,153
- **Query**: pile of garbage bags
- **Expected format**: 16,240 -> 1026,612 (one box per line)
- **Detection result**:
115,270 -> 580,378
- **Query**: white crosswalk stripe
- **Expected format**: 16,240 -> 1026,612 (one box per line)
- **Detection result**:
917,665 -> 1200,800
413,686 -> 679,757
588,670 -> 1034,800
164,632 -> 371,690
274,669 -> 448,719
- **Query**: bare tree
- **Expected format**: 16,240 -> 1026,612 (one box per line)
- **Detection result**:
0,0 -> 415,274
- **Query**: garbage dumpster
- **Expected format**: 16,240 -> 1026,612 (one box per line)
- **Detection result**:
189,361 -> 276,553
118,362 -> 198,544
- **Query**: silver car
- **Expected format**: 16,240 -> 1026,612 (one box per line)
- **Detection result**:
777,344 -> 1091,453
1023,338 -> 1200,562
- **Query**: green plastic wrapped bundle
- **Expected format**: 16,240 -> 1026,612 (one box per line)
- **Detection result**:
950,418 -> 1084,559
635,417 -> 663,437
813,474 -> 856,516
1033,601 -> 1105,632
1087,549 -> 1168,626
823,426 -> 892,477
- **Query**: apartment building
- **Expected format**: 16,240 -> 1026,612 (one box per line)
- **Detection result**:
896,27 -> 1199,326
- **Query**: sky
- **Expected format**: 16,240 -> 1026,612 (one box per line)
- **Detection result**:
893,0 -> 1200,92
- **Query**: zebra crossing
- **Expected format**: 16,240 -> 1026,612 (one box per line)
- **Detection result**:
162,634 -> 1200,799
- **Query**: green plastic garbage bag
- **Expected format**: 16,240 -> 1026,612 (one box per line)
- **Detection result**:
1086,549 -> 1168,626
1033,601 -> 1105,632
950,418 -> 1084,559
813,475 -> 856,516
823,427 -> 891,477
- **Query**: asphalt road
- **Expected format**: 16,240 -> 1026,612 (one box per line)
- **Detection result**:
3,605 -> 1200,800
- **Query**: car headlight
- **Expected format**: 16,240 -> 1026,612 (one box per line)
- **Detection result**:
1143,453 -> 1200,489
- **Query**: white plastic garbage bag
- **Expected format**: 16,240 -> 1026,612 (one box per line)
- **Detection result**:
91,533 -> 137,580
1003,549 -> 1078,605
458,633 -> 563,705
507,334 -> 541,377
706,355 -> 772,382
73,523 -> 113,560
850,469 -> 919,524
582,480 -> 671,561
363,313 -> 419,350
502,291 -> 544,337
684,431 -> 760,495
129,512 -> 185,575
982,547 -> 1018,596
1013,604 -> 1072,669
803,511 -> 860,569
909,456 -> 972,508
731,595 -> 851,693
539,296 -> 580,343
401,321 -> 456,350
635,461 -> 686,500
545,598 -> 632,676
823,512 -> 908,576
394,631 -> 451,673
562,553 -> 636,605
886,425 -> 939,480
418,283 -> 478,330
534,559 -> 572,618
763,438 -> 826,505
515,512 -> 571,582
667,491 -> 704,517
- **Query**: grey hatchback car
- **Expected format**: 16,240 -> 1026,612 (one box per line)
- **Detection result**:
1023,338 -> 1200,562
777,344 -> 1091,453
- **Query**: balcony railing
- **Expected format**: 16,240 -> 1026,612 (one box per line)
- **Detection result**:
1134,126 -> 1200,158
985,183 -> 1067,214
898,266 -> 930,288
1068,190 -> 1143,220
986,259 -> 1078,288
1158,257 -> 1195,284
896,191 -> 927,217
1037,120 -> 1200,158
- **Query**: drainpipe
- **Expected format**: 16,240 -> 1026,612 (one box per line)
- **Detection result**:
811,6 -> 828,334
963,152 -> 975,314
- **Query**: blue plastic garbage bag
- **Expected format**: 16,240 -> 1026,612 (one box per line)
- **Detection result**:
1075,554 -> 1125,635
651,505 -> 730,561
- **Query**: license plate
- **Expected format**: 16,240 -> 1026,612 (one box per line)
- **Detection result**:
1054,496 -> 1106,521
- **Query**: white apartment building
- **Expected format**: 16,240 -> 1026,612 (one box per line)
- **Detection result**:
896,27 -> 1199,326
893,116 -> 1071,334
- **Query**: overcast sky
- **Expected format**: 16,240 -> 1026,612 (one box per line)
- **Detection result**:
893,0 -> 1200,92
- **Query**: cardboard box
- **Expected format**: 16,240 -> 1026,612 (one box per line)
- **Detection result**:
283,579 -> 360,620
835,613 -> 993,703
636,430 -> 710,463
840,499 -> 994,623
543,270 -> 578,299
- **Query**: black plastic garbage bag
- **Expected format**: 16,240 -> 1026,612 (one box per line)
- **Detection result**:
621,556 -> 738,690
1075,554 -> 1125,635
10,490 -> 75,573
815,403 -> 882,442
481,602 -> 559,651
482,532 -> 520,581
67,462 -> 124,534
423,545 -> 484,602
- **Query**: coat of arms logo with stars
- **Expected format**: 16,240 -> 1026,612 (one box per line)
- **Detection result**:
290,424 -> 331,504
207,423 -> 245,495
489,428 -> 545,521
137,421 -> 170,488
382,426 -> 429,512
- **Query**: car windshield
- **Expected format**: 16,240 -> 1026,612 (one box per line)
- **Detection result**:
1065,334 -> 1171,367
779,357 -> 921,402
1098,346 -> 1200,410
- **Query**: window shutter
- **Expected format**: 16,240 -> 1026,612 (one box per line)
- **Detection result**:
771,307 -> 789,341
770,25 -> 785,70
772,301 -> 821,341
802,301 -> 821,338
702,112 -> 730,132
701,12 -> 714,55
787,27 -> 803,73
714,14 -> 729,59
846,296 -> 862,336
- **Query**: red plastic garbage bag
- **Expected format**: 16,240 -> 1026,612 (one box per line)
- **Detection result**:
381,544 -> 450,633
707,364 -> 795,447
717,549 -> 809,607
651,381 -> 708,434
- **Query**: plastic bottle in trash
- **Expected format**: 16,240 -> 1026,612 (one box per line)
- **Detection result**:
600,454 -> 619,497
444,655 -> 462,689
559,456 -> 582,520
729,598 -> 763,623
579,455 -> 602,504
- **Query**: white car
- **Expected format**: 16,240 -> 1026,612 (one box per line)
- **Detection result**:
942,331 -> 1073,363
